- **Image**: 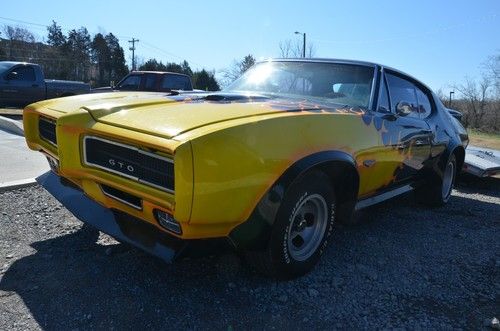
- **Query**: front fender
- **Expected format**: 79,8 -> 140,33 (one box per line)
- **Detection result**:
228,151 -> 357,250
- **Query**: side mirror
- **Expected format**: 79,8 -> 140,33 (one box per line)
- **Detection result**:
5,71 -> 18,80
396,101 -> 413,116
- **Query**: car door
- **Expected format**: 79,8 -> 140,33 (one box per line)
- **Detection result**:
1,65 -> 43,106
375,71 -> 432,185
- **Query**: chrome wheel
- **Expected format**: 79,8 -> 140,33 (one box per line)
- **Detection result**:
287,194 -> 328,262
442,161 -> 455,200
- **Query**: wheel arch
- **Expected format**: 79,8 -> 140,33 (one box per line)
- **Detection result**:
437,143 -> 466,175
229,150 -> 359,250
452,145 -> 465,172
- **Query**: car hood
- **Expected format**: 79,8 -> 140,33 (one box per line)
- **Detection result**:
43,91 -> 344,139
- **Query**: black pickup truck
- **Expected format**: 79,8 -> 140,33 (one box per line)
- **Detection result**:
92,71 -> 194,93
0,61 -> 90,107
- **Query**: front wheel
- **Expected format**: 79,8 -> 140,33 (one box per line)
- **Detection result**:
417,154 -> 457,207
245,170 -> 336,279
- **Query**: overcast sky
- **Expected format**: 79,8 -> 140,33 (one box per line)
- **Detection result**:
1,0 -> 499,92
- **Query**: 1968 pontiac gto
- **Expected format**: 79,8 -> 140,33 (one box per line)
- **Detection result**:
24,59 -> 468,279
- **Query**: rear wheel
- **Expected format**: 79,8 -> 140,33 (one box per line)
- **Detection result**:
245,171 -> 336,279
417,154 -> 456,207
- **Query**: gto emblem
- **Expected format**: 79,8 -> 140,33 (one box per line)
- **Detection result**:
108,159 -> 135,173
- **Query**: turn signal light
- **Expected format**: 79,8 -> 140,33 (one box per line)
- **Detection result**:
154,210 -> 182,235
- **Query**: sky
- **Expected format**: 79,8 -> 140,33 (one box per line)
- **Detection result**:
1,0 -> 499,93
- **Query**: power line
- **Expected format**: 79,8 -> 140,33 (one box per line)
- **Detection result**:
0,16 -> 47,28
140,40 -> 202,67
0,15 -> 202,69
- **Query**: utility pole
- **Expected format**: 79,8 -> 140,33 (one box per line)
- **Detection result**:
128,38 -> 139,71
303,33 -> 306,58
449,91 -> 454,108
294,31 -> 306,58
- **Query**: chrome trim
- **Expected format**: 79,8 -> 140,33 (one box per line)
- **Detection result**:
39,117 -> 57,147
82,135 -> 174,194
368,66 -> 378,111
355,184 -> 413,210
100,185 -> 143,210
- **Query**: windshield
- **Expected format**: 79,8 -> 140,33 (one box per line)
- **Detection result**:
0,62 -> 15,75
117,74 -> 141,90
225,61 -> 375,108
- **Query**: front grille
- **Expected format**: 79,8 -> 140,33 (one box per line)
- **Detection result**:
83,136 -> 174,193
101,184 -> 142,210
39,117 -> 57,146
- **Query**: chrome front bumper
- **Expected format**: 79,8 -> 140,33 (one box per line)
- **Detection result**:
36,171 -> 185,263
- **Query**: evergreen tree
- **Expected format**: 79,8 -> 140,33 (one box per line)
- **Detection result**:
139,58 -> 167,71
65,27 -> 92,81
105,33 -> 128,84
193,69 -> 220,91
47,21 -> 66,47
91,33 -> 111,86
181,60 -> 193,76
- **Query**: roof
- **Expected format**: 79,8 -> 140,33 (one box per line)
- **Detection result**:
129,71 -> 190,77
0,61 -> 36,66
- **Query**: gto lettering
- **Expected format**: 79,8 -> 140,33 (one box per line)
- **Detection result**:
108,159 -> 135,173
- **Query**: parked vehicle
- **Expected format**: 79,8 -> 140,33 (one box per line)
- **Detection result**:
0,61 -> 90,107
463,145 -> 500,177
24,59 -> 468,279
92,71 -> 193,93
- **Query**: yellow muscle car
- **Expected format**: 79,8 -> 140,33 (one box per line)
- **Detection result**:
24,59 -> 468,279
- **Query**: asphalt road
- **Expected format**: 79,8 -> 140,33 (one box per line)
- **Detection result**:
0,176 -> 499,330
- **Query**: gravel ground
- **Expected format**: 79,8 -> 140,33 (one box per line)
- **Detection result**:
0,176 -> 499,330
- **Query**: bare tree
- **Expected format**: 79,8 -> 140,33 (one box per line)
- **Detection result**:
220,54 -> 256,87
482,54 -> 500,98
2,25 -> 36,60
482,54 -> 500,130
452,76 -> 492,128
278,39 -> 315,58
3,25 -> 35,43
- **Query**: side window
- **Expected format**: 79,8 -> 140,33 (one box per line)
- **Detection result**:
144,74 -> 156,91
377,77 -> 390,113
415,87 -> 432,118
385,73 -> 419,118
161,75 -> 191,91
12,66 -> 36,81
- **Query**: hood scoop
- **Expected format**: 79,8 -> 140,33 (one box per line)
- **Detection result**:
203,93 -> 270,103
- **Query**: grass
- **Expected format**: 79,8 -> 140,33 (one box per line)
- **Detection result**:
468,129 -> 500,150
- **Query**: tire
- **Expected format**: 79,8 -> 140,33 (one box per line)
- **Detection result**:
417,154 -> 457,207
245,170 -> 336,279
